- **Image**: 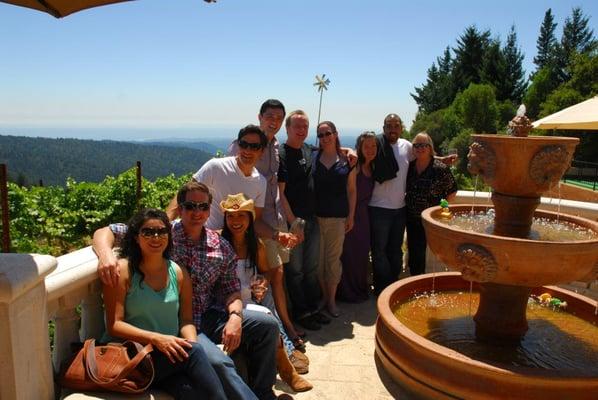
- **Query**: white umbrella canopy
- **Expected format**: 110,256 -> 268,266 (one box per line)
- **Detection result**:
532,96 -> 598,130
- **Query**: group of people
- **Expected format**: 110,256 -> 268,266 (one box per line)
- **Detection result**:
92,99 -> 457,400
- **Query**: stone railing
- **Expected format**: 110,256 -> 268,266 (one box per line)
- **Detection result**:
0,190 -> 597,399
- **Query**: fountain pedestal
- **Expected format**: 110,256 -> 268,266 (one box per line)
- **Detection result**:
491,192 -> 539,238
474,283 -> 532,341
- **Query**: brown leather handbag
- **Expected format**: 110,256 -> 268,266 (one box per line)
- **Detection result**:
59,338 -> 154,393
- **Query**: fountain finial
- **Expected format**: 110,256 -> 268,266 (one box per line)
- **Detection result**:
508,104 -> 533,137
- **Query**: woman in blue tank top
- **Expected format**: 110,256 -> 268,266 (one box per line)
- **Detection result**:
102,208 -> 227,399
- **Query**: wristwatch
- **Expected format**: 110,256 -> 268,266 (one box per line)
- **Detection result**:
229,310 -> 243,320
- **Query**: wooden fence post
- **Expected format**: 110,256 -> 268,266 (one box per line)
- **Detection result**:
1,164 -> 10,252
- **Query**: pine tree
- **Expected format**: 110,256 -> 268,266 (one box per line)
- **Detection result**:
481,39 -> 507,98
561,7 -> 595,57
451,26 -> 491,95
556,7 -> 597,82
502,26 -> 527,103
411,47 -> 454,114
533,9 -> 558,70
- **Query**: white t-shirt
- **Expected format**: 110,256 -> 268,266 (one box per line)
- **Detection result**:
369,138 -> 412,209
193,156 -> 266,230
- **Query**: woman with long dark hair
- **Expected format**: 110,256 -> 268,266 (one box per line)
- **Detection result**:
102,208 -> 227,399
338,131 -> 377,302
220,193 -> 312,393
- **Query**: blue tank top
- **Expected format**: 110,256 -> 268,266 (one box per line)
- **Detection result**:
102,260 -> 180,342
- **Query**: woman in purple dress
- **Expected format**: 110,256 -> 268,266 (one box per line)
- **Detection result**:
338,132 -> 377,302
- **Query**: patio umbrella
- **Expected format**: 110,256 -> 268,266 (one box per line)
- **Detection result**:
1,0 -> 216,18
532,96 -> 598,130
0,0 -> 135,18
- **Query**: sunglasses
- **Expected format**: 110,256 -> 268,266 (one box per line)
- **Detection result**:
238,139 -> 263,151
181,201 -> 210,212
139,227 -> 169,239
413,143 -> 430,149
317,131 -> 335,139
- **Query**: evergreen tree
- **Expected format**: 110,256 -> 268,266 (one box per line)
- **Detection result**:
502,26 -> 527,103
481,39 -> 507,99
555,7 -> 597,82
411,62 -> 442,114
451,26 -> 491,95
411,47 -> 453,114
533,9 -> 558,70
561,7 -> 595,57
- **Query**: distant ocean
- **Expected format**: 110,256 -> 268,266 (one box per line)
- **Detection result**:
0,125 -> 371,148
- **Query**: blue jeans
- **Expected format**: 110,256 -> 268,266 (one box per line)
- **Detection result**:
285,216 -> 321,319
201,309 -> 279,400
152,340 -> 227,400
194,333 -> 257,400
369,206 -> 406,294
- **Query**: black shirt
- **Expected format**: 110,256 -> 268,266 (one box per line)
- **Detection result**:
313,152 -> 352,218
405,159 -> 458,217
278,143 -> 316,219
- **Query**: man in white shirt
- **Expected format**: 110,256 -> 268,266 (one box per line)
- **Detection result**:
369,114 -> 412,295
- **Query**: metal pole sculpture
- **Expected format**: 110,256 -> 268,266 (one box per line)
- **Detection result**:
313,74 -> 331,125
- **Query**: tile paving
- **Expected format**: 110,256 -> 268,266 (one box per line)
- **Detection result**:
273,296 -> 411,399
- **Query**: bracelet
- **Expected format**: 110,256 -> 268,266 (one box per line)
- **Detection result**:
229,310 -> 243,320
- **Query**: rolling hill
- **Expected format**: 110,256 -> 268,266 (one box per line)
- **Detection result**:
0,135 -> 214,186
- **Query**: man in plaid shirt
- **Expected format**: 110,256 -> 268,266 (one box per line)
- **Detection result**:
94,181 -> 281,400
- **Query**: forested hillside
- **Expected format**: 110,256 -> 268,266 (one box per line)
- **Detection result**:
0,135 -> 213,186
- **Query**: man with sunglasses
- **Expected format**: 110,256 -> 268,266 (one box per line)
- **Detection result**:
228,99 -> 303,346
94,181 -> 283,400
166,124 -> 271,231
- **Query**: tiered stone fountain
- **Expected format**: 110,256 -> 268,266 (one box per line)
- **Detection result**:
375,110 -> 598,399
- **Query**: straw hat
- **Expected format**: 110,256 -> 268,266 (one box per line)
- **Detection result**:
219,193 -> 255,220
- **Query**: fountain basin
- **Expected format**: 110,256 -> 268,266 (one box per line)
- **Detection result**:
375,272 -> 598,400
421,205 -> 598,286
468,134 -> 579,197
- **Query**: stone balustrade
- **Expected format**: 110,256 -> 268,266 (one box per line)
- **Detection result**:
0,191 -> 596,399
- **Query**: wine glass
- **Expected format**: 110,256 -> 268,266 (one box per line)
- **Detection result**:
250,274 -> 268,303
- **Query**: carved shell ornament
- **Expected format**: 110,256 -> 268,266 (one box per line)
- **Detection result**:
467,142 -> 496,184
456,244 -> 498,282
529,145 -> 571,189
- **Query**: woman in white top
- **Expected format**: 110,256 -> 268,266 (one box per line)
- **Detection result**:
220,193 -> 312,393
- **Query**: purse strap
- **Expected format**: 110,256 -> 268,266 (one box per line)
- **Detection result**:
83,339 -> 154,393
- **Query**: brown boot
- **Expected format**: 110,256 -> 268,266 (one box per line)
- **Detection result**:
276,346 -> 313,392
289,352 -> 309,374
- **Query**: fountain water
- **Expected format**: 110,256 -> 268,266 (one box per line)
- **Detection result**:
375,108 -> 598,399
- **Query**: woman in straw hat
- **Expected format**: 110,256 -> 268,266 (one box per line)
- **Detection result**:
220,193 -> 313,393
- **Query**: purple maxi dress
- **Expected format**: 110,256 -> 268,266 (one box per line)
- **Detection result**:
338,170 -> 375,302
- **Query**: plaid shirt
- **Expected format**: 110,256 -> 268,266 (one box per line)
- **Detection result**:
109,221 -> 240,330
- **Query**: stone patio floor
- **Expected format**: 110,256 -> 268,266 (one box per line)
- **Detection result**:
273,295 -> 410,400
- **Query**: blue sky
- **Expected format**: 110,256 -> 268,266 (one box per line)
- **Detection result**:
0,0 -> 596,140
